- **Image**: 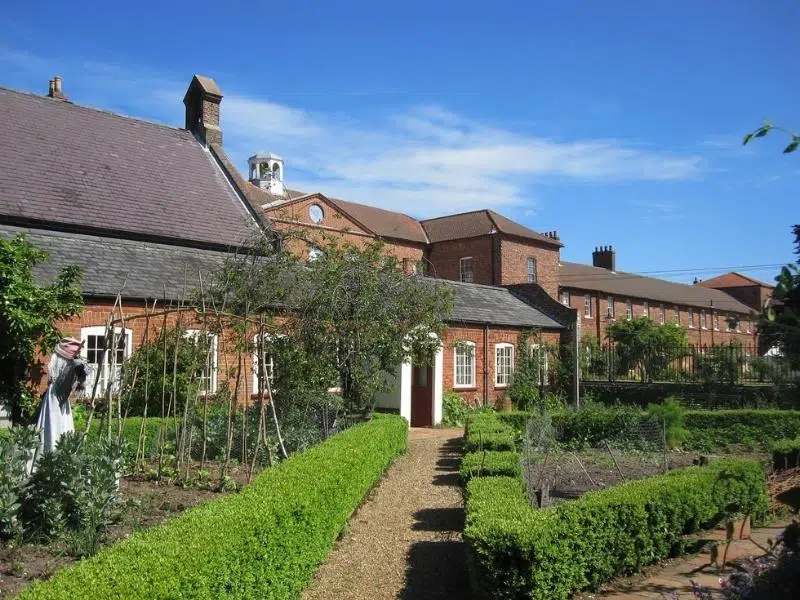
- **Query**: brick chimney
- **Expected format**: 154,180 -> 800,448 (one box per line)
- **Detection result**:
592,245 -> 616,271
183,75 -> 223,146
48,75 -> 67,101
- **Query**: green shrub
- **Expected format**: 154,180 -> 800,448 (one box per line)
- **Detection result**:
684,409 -> 800,451
460,450 -> 520,483
497,411 -> 532,433
17,414 -> 407,600
464,431 -> 515,453
464,460 -> 768,600
770,436 -> 800,470
83,416 -> 176,461
551,404 -> 644,448
442,390 -> 471,427
646,396 -> 688,449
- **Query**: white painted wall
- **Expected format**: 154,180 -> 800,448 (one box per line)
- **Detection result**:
433,345 -> 444,425
374,364 -> 402,412
399,362 -> 412,423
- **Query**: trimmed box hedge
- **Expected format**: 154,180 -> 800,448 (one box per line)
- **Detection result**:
464,431 -> 515,453
464,460 -> 768,600
460,450 -> 520,483
493,407 -> 800,452
684,409 -> 800,451
770,436 -> 800,471
18,413 -> 408,600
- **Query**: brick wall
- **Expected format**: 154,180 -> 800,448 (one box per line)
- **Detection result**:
41,300 -> 264,405
442,324 -> 561,408
268,197 -> 425,263
499,236 -> 560,298
561,287 -> 757,348
425,236 -> 495,283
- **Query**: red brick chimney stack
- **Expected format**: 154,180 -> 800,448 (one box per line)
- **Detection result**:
183,75 -> 223,146
592,245 -> 616,272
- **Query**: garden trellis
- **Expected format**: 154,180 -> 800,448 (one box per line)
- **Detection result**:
76,273 -> 341,488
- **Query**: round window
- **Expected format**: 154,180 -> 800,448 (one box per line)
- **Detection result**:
309,204 -> 324,224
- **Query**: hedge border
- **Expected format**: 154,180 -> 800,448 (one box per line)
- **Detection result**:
18,413 -> 408,600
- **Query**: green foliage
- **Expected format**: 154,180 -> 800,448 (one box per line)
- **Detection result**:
120,327 -> 210,417
0,427 -> 38,539
646,396 -> 688,449
606,317 -> 688,381
460,451 -> 521,483
684,409 -> 800,451
552,404 -> 645,449
695,343 -> 743,385
464,432 -> 516,453
83,416 -> 176,462
441,390 -> 471,427
464,461 -> 769,600
507,330 -> 551,411
496,411 -> 531,433
291,239 -> 453,413
759,225 -> 800,369
580,335 -> 607,378
0,234 -> 83,424
769,436 -> 800,470
17,414 -> 408,600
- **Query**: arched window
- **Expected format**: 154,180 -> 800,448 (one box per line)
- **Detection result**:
272,162 -> 281,181
453,341 -> 476,388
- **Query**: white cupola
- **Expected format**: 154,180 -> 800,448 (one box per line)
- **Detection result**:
247,152 -> 285,196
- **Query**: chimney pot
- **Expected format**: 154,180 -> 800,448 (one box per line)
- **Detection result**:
48,75 -> 66,100
53,76 -> 62,93
592,245 -> 616,271
48,79 -> 55,97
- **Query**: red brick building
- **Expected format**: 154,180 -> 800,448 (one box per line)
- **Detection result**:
0,73 -> 762,426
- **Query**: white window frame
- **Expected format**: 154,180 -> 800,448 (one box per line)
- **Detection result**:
80,326 -> 133,399
252,333 -> 282,394
531,343 -> 549,386
746,320 -> 751,334
527,257 -> 537,283
659,304 -> 665,325
714,313 -> 720,331
584,294 -> 593,318
643,301 -> 649,319
459,257 -> 474,283
453,341 -> 476,388
674,305 -> 680,325
606,296 -> 614,318
625,299 -> 633,320
688,308 -> 695,328
701,310 -> 708,330
560,290 -> 570,306
727,314 -> 734,331
184,329 -> 218,395
495,343 -> 514,388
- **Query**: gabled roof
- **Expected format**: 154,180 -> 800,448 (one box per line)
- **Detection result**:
3,225 -> 228,300
0,87 -> 255,250
560,262 -> 754,314
326,197 -> 428,244
425,278 -> 563,329
699,271 -> 775,289
420,209 -> 562,247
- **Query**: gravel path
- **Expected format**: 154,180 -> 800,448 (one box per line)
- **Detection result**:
303,427 -> 473,600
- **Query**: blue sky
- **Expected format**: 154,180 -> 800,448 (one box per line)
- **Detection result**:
1,1 -> 797,284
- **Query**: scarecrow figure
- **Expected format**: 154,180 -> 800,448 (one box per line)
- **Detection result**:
29,338 -> 88,470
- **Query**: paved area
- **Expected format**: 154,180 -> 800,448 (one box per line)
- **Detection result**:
303,427 -> 472,600
582,520 -> 790,599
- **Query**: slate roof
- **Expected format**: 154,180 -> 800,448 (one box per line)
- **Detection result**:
0,87 -> 255,250
1,225 -> 229,300
425,278 -> 564,329
420,209 -> 562,247
559,262 -> 754,314
327,197 -> 428,244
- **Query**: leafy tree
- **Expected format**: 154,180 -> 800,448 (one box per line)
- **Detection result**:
695,342 -> 743,385
291,239 -> 453,413
0,234 -> 83,424
607,317 -> 689,381
760,225 -> 800,368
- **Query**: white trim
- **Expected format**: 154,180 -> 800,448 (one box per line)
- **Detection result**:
459,257 -> 474,283
184,329 -> 218,395
583,294 -> 593,318
453,341 -> 476,388
625,299 -> 633,320
252,333 -> 285,393
494,343 -> 514,388
606,295 -> 614,318
80,325 -> 133,399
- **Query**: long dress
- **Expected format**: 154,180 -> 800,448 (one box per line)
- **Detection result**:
27,354 -> 79,472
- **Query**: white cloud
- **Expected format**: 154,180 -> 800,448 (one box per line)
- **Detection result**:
1,47 -> 706,218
